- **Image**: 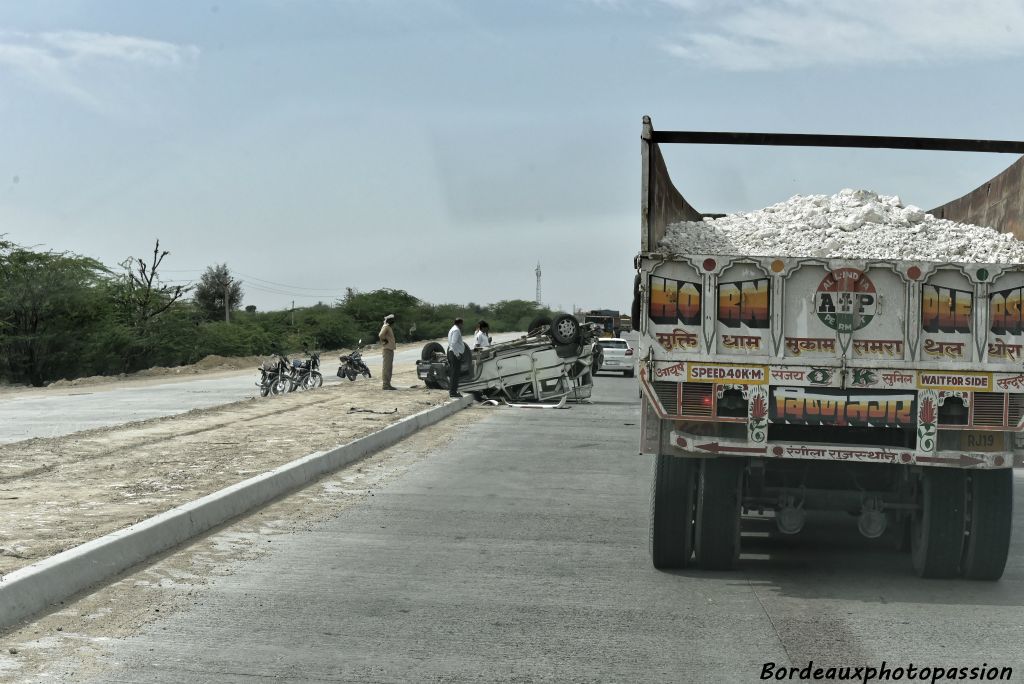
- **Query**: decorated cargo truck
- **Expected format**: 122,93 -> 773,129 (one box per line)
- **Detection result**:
636,116 -> 1024,579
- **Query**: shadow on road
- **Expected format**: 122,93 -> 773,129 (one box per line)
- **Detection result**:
661,511 -> 1023,607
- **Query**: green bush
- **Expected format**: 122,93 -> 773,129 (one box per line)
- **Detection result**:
0,238 -> 565,386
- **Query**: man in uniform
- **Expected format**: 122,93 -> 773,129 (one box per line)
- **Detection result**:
379,314 -> 397,390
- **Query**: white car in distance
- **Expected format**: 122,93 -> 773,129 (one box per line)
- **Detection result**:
597,338 -> 635,377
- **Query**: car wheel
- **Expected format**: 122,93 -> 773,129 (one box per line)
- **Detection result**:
624,368 -> 635,378
421,342 -> 444,361
527,315 -> 551,335
549,313 -> 580,345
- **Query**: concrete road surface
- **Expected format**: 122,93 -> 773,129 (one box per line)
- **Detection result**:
0,333 -> 520,444
42,376 -> 1024,683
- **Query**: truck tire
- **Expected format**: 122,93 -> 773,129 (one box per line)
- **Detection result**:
650,454 -> 696,569
695,458 -> 743,570
911,468 -> 965,578
631,274 -> 642,331
962,469 -> 1013,581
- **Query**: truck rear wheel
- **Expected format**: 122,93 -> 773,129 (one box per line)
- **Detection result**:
650,455 -> 696,569
695,458 -> 743,570
962,469 -> 1013,581
911,468 -> 965,578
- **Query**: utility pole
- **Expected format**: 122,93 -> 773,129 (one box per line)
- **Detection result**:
535,261 -> 542,305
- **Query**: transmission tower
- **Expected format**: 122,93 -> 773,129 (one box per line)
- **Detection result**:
535,261 -> 542,305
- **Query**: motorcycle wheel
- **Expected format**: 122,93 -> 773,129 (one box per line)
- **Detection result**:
259,383 -> 271,398
346,370 -> 357,381
304,371 -> 323,389
362,368 -> 372,378
270,374 -> 291,395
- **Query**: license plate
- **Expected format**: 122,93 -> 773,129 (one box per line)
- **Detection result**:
959,431 -> 1005,452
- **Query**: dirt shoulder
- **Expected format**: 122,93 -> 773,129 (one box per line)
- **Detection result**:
0,405 -> 493,681
0,365 -> 457,577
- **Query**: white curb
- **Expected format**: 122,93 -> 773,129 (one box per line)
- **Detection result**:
0,395 -> 474,632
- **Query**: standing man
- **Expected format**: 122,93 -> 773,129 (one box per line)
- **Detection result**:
474,320 -> 492,349
379,314 -> 397,390
447,317 -> 466,398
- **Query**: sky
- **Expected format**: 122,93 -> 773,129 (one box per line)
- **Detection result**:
2,0 -> 1024,314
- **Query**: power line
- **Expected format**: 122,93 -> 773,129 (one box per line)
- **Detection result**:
233,271 -> 348,294
148,268 -> 348,298
242,282 -> 337,299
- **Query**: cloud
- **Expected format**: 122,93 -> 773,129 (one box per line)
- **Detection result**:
0,30 -> 199,106
654,0 -> 1024,70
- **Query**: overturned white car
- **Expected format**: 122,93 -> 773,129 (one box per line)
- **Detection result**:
416,314 -> 604,402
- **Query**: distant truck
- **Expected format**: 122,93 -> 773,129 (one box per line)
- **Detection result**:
583,310 -> 621,338
636,116 -> 1024,579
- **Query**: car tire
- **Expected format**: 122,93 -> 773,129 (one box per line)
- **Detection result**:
549,313 -> 580,345
527,316 -> 551,335
624,369 -> 635,378
421,342 -> 445,361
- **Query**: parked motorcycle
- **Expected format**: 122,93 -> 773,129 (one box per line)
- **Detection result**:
290,351 -> 323,391
338,341 -> 372,381
257,355 -> 294,397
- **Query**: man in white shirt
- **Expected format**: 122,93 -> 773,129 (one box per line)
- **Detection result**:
447,317 -> 466,398
474,320 -> 491,349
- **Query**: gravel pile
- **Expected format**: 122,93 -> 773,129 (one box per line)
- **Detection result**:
659,189 -> 1024,263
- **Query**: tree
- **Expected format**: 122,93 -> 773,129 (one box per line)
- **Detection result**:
106,240 -> 193,373
193,264 -> 244,322
486,299 -> 554,331
337,288 -> 422,342
0,240 -> 110,385
113,240 -> 190,330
